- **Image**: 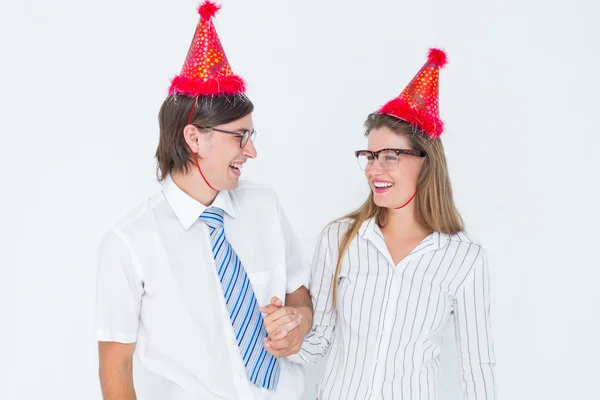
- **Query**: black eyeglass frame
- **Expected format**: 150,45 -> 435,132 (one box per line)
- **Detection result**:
197,126 -> 257,148
354,148 -> 426,170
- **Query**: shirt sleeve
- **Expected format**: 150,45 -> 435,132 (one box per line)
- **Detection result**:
277,202 -> 311,294
95,230 -> 144,344
289,224 -> 338,365
453,250 -> 497,399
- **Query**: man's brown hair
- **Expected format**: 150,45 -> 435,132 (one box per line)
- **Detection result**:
155,94 -> 254,181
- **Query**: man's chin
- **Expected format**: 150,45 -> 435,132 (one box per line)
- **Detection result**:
224,178 -> 240,191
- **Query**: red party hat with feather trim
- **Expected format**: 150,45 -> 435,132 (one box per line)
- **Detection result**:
378,48 -> 448,138
169,1 -> 245,97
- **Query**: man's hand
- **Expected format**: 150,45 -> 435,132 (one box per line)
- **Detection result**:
260,297 -> 303,340
259,287 -> 313,358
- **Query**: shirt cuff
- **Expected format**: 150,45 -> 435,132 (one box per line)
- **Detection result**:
286,352 -> 309,365
286,269 -> 310,294
96,329 -> 137,344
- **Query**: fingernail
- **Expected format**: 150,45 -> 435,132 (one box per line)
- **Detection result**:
265,343 -> 270,348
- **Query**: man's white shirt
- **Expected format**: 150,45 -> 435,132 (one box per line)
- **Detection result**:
96,175 -> 310,399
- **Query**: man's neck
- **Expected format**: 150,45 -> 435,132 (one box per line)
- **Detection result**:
171,171 -> 219,206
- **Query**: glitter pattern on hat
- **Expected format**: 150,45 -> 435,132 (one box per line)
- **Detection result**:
169,1 -> 245,97
378,48 -> 448,138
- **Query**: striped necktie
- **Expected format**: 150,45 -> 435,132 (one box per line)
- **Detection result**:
199,207 -> 280,390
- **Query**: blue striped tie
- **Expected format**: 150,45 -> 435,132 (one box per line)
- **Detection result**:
200,207 -> 280,390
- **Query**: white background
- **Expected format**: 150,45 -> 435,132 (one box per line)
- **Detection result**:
2,0 -> 599,399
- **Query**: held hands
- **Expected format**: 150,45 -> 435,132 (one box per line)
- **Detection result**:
259,297 -> 310,358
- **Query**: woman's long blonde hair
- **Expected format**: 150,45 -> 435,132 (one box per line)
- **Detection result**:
331,113 -> 465,305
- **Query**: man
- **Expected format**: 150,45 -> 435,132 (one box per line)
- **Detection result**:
96,2 -> 313,399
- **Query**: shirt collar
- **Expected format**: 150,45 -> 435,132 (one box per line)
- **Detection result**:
162,174 -> 236,230
358,217 -> 376,239
358,217 -> 449,251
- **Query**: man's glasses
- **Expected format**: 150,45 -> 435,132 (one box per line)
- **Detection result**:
197,126 -> 257,148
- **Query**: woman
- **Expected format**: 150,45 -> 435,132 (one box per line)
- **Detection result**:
291,49 -> 496,399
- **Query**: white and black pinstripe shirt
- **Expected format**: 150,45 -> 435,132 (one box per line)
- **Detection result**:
290,218 -> 496,400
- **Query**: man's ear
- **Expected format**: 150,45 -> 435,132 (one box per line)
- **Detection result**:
183,124 -> 210,156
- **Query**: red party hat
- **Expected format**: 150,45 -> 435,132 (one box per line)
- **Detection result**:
168,1 -> 245,97
378,48 -> 448,138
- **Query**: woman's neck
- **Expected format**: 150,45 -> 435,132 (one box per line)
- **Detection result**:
380,205 -> 431,239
